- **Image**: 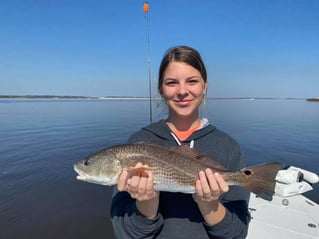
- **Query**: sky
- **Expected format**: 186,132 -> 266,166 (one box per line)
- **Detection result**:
0,0 -> 318,98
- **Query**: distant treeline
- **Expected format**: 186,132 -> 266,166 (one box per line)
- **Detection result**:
1,95 -> 317,101
0,95 -> 97,99
0,95 -> 149,99
306,98 -> 319,102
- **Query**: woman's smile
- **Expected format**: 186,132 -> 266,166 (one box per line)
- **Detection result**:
174,99 -> 192,107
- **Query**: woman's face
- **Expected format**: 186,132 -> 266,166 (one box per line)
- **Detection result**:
161,61 -> 207,119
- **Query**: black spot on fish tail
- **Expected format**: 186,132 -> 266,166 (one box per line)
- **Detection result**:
243,169 -> 252,176
241,162 -> 283,201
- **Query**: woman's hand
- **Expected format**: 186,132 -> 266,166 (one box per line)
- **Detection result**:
117,163 -> 159,201
117,163 -> 160,219
193,168 -> 229,225
193,168 -> 229,203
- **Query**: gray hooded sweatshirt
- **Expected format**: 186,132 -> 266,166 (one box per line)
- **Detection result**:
111,119 -> 250,239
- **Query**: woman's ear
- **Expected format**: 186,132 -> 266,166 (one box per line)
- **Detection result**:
203,81 -> 208,95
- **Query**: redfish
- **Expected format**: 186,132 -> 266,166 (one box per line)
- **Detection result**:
74,143 -> 282,200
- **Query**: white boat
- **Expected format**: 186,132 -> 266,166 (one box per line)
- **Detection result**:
247,193 -> 319,239
247,167 -> 319,239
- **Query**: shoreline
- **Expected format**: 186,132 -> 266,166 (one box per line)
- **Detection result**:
306,98 -> 319,102
0,95 -> 311,101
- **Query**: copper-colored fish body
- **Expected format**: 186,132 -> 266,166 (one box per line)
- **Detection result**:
74,143 -> 283,200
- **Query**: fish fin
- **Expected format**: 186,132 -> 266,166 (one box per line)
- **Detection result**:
170,145 -> 227,171
127,167 -> 149,178
241,163 -> 283,201
134,141 -> 165,148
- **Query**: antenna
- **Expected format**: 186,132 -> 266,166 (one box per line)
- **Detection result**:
144,1 -> 152,123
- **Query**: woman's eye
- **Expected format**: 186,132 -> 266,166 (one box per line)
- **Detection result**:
188,78 -> 200,85
165,81 -> 177,86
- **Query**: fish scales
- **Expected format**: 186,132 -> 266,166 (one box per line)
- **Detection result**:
111,144 -> 203,192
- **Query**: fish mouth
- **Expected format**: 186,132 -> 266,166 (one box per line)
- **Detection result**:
73,165 -> 88,181
74,164 -> 111,185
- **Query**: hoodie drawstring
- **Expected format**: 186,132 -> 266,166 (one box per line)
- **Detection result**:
170,132 -> 194,148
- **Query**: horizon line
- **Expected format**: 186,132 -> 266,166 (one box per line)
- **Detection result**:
0,94 -> 315,100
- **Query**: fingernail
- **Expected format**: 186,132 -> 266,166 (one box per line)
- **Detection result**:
205,168 -> 212,174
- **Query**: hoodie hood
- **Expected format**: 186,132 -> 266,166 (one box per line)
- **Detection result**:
140,118 -> 216,146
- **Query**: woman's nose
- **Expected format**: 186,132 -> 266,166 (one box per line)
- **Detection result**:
177,83 -> 189,96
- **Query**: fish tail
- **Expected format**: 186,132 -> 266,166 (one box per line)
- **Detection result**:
241,163 -> 283,200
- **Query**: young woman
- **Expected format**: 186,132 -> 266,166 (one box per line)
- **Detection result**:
111,46 -> 250,238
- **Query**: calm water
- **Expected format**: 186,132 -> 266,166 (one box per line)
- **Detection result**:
0,99 -> 318,239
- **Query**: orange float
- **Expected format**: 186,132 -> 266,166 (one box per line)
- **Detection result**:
143,1 -> 149,13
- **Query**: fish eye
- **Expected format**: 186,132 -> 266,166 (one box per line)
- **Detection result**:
244,170 -> 252,176
84,160 -> 90,166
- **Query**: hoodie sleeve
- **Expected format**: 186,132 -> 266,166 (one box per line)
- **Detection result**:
204,187 -> 250,239
110,188 -> 164,239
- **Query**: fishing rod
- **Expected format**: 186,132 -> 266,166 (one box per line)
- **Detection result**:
144,1 -> 152,123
